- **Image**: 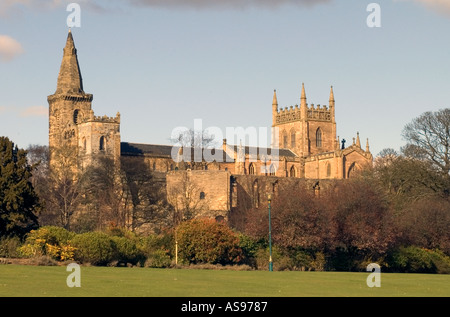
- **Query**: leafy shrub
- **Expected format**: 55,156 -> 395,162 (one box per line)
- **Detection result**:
144,249 -> 172,268
17,226 -> 76,261
387,246 -> 450,273
142,232 -> 174,256
0,236 -> 21,257
254,246 -> 291,271
237,234 -> 261,267
177,219 -> 243,265
290,249 -> 327,271
111,236 -> 144,266
71,231 -> 116,265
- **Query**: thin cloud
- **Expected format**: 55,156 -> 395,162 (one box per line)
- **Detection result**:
0,0 -> 107,17
128,0 -> 333,10
397,0 -> 450,16
0,35 -> 24,62
0,0 -> 332,16
20,106 -> 48,117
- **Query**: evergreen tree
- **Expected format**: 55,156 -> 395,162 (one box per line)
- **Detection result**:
0,137 -> 40,238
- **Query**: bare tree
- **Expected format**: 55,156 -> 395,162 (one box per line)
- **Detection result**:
166,171 -> 209,227
26,144 -> 49,189
121,156 -> 171,232
402,109 -> 450,175
83,156 -> 131,230
40,144 -> 86,229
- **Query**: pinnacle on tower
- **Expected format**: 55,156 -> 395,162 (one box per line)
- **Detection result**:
54,30 -> 85,95
301,83 -> 306,101
300,83 -> 307,110
272,89 -> 278,107
329,85 -> 335,103
356,132 -> 361,147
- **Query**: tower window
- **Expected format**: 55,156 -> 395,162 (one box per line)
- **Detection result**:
249,163 -> 256,175
291,132 -> 296,148
200,192 -> 206,200
269,164 -> 276,176
283,135 -> 288,148
73,109 -> 80,124
316,128 -> 322,148
99,136 -> 105,151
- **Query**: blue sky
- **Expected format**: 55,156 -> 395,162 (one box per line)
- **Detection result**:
1,0 -> 450,157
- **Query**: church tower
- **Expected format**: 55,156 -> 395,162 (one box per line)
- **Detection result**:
48,30 -> 120,173
272,83 -> 337,157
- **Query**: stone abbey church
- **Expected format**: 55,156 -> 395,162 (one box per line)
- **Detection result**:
48,30 -> 373,222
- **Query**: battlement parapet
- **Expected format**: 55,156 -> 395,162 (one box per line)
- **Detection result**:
275,103 -> 332,124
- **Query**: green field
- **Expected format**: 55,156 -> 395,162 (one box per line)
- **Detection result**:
0,265 -> 449,297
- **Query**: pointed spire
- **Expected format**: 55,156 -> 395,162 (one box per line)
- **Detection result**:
301,83 -> 306,101
329,85 -> 335,103
55,30 -> 84,95
300,83 -> 307,111
366,138 -> 370,152
272,89 -> 278,107
356,132 -> 361,147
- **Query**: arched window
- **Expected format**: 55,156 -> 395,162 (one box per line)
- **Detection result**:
269,164 -> 276,176
82,137 -> 86,151
316,128 -> 322,148
290,166 -> 296,177
99,136 -> 105,151
282,130 -> 288,148
249,163 -> 256,175
73,109 -> 80,124
291,131 -> 296,148
200,192 -> 206,200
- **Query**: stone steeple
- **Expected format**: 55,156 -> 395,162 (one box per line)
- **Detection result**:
300,83 -> 307,107
272,89 -> 278,126
272,89 -> 278,109
54,29 -> 85,95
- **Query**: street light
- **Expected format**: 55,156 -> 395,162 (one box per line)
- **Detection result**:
268,193 -> 273,272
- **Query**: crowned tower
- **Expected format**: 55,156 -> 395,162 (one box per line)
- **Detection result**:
48,30 -> 120,173
272,83 -> 338,157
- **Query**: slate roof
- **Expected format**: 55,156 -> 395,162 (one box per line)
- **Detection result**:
121,142 -> 298,161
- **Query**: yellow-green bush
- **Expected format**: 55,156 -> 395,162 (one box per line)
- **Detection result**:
17,226 -> 76,261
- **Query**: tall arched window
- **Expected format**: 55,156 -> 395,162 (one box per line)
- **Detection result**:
291,130 -> 296,148
99,136 -> 105,151
316,128 -> 322,148
282,130 -> 288,148
249,163 -> 256,175
269,164 -> 276,176
82,137 -> 86,151
73,109 -> 80,124
290,166 -> 296,177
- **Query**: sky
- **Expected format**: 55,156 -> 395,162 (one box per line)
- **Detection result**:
1,0 -> 450,157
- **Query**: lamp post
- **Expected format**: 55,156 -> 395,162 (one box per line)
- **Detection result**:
268,193 -> 273,272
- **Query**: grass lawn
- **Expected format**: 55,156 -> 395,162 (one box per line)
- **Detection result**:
0,264 -> 449,297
